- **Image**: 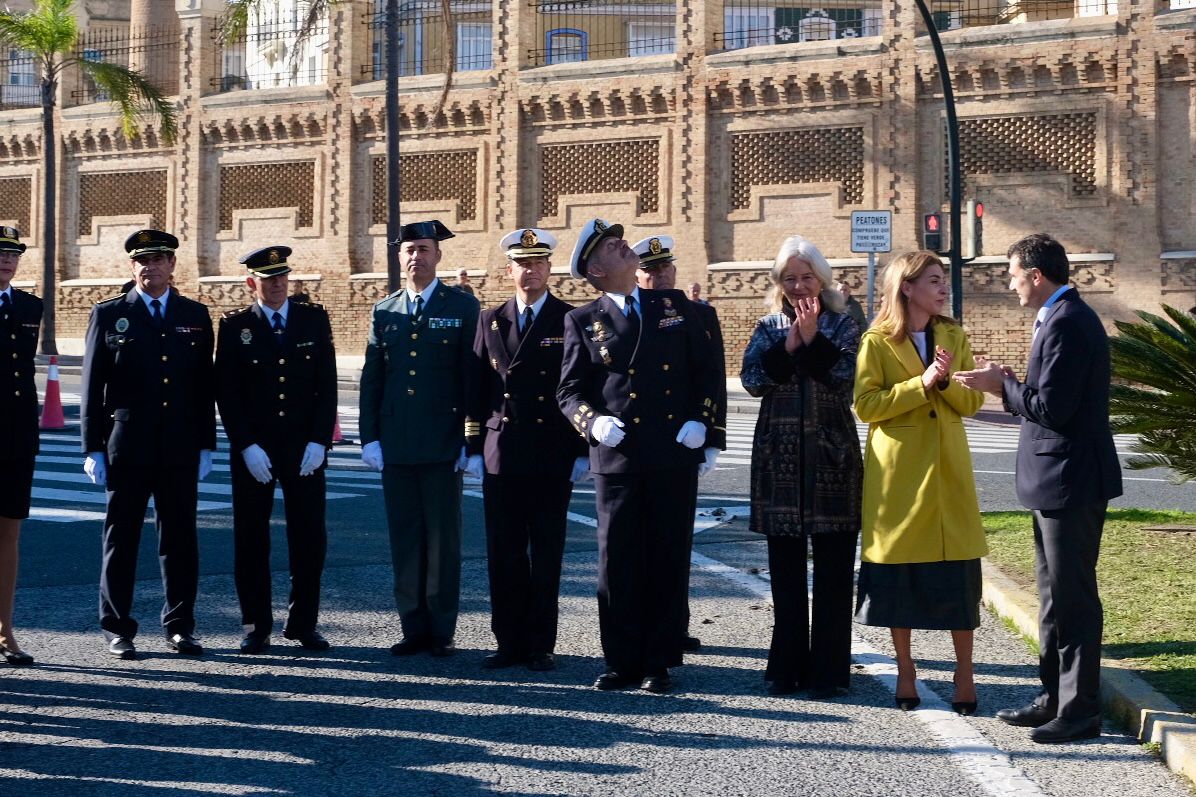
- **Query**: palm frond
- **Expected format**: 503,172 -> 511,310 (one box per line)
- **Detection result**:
219,0 -> 255,45
0,0 -> 78,57
77,59 -> 178,144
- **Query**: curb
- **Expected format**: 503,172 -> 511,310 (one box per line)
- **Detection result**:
980,560 -> 1196,784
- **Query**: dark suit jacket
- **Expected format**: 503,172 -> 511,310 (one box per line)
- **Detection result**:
469,293 -> 585,477
1002,288 -> 1123,510
0,288 -> 43,461
692,300 -> 727,450
215,301 -> 338,461
557,288 -> 720,475
81,289 -> 216,467
359,281 -> 480,465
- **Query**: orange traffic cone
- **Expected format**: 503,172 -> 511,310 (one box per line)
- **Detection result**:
40,355 -> 66,429
331,413 -> 344,444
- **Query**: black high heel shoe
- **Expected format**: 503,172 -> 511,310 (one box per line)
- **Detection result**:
895,693 -> 921,711
952,700 -> 979,716
0,644 -> 34,666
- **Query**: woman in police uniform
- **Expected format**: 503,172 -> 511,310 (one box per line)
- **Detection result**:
0,227 -> 41,666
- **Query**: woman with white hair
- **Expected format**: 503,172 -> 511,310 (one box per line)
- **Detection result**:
740,235 -> 863,696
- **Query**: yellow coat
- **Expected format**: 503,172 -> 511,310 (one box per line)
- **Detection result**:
853,321 -> 988,564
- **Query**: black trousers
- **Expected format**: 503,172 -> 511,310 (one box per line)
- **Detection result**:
99,463 -> 199,641
381,462 -> 462,643
482,472 -> 571,656
593,468 -> 693,677
765,533 -> 858,690
232,449 -> 327,637
1033,502 -> 1106,720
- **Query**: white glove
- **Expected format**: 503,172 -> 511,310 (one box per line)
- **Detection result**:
299,442 -> 326,477
241,444 -> 274,484
591,415 -> 626,447
697,447 -> 720,477
361,440 -> 384,472
569,456 -> 591,483
198,449 -> 214,480
454,446 -> 468,473
676,420 -> 707,450
464,454 -> 484,479
84,452 -> 107,486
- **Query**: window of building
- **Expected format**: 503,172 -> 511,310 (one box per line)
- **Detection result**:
222,44 -> 247,90
628,22 -> 675,57
8,50 -> 35,87
456,22 -> 493,71
797,10 -> 835,41
723,8 -> 774,50
546,28 -> 586,65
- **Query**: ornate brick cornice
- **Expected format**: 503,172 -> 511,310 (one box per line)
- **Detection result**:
200,112 -> 327,146
706,69 -> 884,114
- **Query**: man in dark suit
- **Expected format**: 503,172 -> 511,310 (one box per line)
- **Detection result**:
558,218 -> 720,693
954,232 -> 1122,743
359,220 -> 480,657
465,228 -> 588,672
81,229 -> 217,660
215,246 -> 337,655
0,227 -> 40,666
633,235 -> 726,657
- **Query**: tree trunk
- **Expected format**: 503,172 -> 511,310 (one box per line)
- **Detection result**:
39,69 -> 58,355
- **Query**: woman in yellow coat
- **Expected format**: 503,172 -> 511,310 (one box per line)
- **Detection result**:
853,250 -> 987,716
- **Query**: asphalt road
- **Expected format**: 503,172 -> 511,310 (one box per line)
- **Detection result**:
1,377 -> 1191,795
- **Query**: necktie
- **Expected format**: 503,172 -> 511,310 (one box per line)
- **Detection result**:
412,295 -> 423,324
520,306 -> 534,340
272,311 -> 286,344
150,298 -> 163,327
626,295 -> 640,332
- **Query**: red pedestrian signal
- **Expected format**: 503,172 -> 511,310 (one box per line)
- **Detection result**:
923,213 -> 942,252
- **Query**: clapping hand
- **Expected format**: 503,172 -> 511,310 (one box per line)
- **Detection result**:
921,345 -> 953,391
785,296 -> 821,353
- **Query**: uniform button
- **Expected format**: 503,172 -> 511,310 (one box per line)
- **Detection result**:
409,369 -> 416,376
540,370 -> 547,376
407,388 -> 415,395
633,417 -> 641,424
929,410 -> 937,419
279,410 -> 286,417
662,364 -> 670,371
162,355 -> 168,361
667,414 -> 674,420
665,389 -> 671,396
10,352 -> 16,359
160,332 -> 166,338
9,333 -> 14,339
278,358 -> 286,365
628,368 -> 636,375
502,416 -> 509,423
629,392 -> 637,399
13,371 -> 18,377
411,333 -> 418,340
538,395 -> 545,401
503,392 -> 510,399
536,418 -> 544,424
279,393 -> 285,400
162,400 -> 168,407
278,376 -> 285,383
162,377 -> 169,384
13,389 -> 19,396
409,350 -> 417,357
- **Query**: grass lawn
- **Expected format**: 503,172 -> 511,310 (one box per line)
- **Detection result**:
982,509 -> 1196,714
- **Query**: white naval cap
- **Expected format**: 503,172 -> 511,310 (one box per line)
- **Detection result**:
499,228 -> 557,259
569,217 -> 625,279
632,235 -> 676,269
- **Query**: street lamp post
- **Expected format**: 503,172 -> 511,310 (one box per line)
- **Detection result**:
912,0 -> 966,321
385,0 -> 401,293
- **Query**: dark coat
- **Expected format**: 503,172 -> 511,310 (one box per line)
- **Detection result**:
359,281 -> 481,465
469,293 -> 586,476
1002,288 -> 1123,510
215,301 -> 338,461
692,300 -> 728,449
740,309 -> 862,536
81,289 -> 216,467
557,288 -> 720,475
0,288 -> 43,462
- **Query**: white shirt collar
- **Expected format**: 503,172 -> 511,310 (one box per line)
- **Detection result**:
1035,284 -> 1071,325
258,298 -> 289,323
515,291 -> 549,318
135,285 -> 169,314
604,286 -> 641,315
406,278 -> 439,306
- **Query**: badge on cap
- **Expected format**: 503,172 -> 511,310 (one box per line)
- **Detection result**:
115,318 -> 129,333
520,229 -> 538,248
649,238 -> 663,255
268,249 -> 280,265
138,231 -> 151,243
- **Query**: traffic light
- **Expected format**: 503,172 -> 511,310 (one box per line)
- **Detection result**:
923,213 -> 942,253
965,199 -> 984,259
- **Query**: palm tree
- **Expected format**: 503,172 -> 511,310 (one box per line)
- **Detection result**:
0,0 -> 177,355
1109,305 -> 1196,483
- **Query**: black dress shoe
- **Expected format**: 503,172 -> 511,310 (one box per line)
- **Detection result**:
1030,716 -> 1101,744
682,636 -> 701,653
167,633 -> 204,655
594,670 -> 641,691
482,650 -> 523,669
996,703 -> 1056,728
284,630 -> 331,651
429,640 -> 457,657
767,680 -> 798,696
0,644 -> 33,666
390,637 -> 429,656
107,636 -> 137,660
641,673 -> 673,694
527,652 -> 556,672
240,634 -> 271,655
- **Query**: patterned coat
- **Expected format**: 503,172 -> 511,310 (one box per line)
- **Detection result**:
740,309 -> 862,537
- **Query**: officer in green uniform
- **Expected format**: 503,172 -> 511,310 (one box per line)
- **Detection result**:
359,220 -> 480,657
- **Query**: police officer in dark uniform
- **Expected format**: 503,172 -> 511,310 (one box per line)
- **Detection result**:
0,227 -> 40,666
558,218 -> 720,693
215,246 -> 337,654
465,228 -> 588,672
81,229 -> 216,660
633,235 -> 726,657
359,220 -> 480,657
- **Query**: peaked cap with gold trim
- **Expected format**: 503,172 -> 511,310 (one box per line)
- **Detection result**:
124,229 -> 178,258
0,225 -> 25,254
632,235 -> 675,269
569,218 -> 624,279
500,227 -> 557,260
240,245 -> 294,278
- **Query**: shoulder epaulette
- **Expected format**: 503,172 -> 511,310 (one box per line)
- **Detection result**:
222,307 -> 250,319
98,293 -> 124,304
374,290 -> 403,307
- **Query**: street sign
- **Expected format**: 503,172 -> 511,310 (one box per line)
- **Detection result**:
851,210 -> 892,254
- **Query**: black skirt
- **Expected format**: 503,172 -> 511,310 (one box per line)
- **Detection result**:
0,455 -> 35,520
854,558 -> 982,631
